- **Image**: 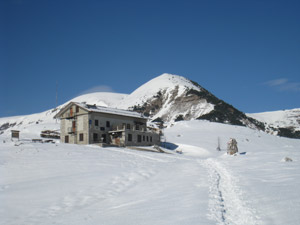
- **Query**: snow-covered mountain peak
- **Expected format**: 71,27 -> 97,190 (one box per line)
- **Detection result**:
120,73 -> 201,108
140,73 -> 201,91
118,73 -> 202,109
114,73 -> 215,123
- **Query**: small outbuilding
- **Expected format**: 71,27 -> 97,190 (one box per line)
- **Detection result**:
11,130 -> 20,140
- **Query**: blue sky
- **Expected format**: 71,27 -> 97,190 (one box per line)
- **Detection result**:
1,0 -> 299,117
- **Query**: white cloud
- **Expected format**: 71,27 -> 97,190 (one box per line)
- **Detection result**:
79,85 -> 115,95
265,78 -> 288,86
264,78 -> 300,92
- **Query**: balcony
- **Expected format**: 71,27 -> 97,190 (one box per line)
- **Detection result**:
110,124 -> 146,132
111,125 -> 126,132
65,112 -> 75,119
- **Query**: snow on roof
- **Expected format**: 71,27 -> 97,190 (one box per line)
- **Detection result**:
75,102 -> 146,119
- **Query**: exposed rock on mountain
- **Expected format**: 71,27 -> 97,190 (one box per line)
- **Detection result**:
0,73 -> 298,139
248,109 -> 300,139
124,74 -> 265,131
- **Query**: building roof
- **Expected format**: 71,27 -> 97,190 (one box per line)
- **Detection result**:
54,102 -> 146,120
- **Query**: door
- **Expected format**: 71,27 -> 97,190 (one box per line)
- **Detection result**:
72,121 -> 76,133
101,134 -> 107,143
65,135 -> 69,143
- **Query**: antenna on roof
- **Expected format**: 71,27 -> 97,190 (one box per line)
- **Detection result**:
56,81 -> 58,108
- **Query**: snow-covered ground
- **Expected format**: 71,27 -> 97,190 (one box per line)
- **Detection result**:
165,121 -> 300,225
1,120 -> 299,225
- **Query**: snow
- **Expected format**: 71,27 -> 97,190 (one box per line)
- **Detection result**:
1,118 -> 300,225
0,73 -> 214,131
70,92 -> 127,108
118,73 -> 202,109
0,109 -> 59,139
165,120 -> 300,225
248,108 -> 300,131
1,73 -> 300,224
66,74 -> 200,111
75,102 -> 145,119
0,92 -> 127,139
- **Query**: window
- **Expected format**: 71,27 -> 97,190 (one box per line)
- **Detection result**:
136,124 -> 139,130
150,136 -> 152,142
143,135 -> 145,141
76,106 -> 79,113
79,133 -> 84,141
100,127 -> 105,131
147,136 -> 149,142
95,120 -> 99,126
93,133 -> 98,142
106,121 -> 110,128
128,134 -> 132,142
137,135 -> 142,143
126,124 -> 131,129
65,135 -> 69,143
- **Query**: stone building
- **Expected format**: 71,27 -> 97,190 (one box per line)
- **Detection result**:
54,102 -> 160,147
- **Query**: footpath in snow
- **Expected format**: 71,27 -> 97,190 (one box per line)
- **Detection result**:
200,158 -> 260,225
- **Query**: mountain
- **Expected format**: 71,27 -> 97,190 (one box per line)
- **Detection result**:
119,74 -> 215,122
0,73 -> 299,139
1,75 -> 300,224
119,73 -> 265,130
247,109 -> 300,139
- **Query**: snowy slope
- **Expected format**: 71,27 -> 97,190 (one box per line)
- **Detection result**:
119,73 -> 201,107
164,120 -> 300,225
248,108 -> 300,131
0,73 -> 215,136
1,120 -> 300,225
0,92 -> 126,139
118,73 -> 215,122
0,73 -> 297,139
116,74 -> 265,131
0,109 -> 60,139
70,92 -> 127,108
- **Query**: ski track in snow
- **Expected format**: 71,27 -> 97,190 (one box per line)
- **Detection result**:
200,158 -> 260,225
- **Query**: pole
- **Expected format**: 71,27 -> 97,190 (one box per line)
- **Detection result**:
217,137 -> 221,151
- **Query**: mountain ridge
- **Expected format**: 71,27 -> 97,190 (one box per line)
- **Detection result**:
0,73 -> 299,139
